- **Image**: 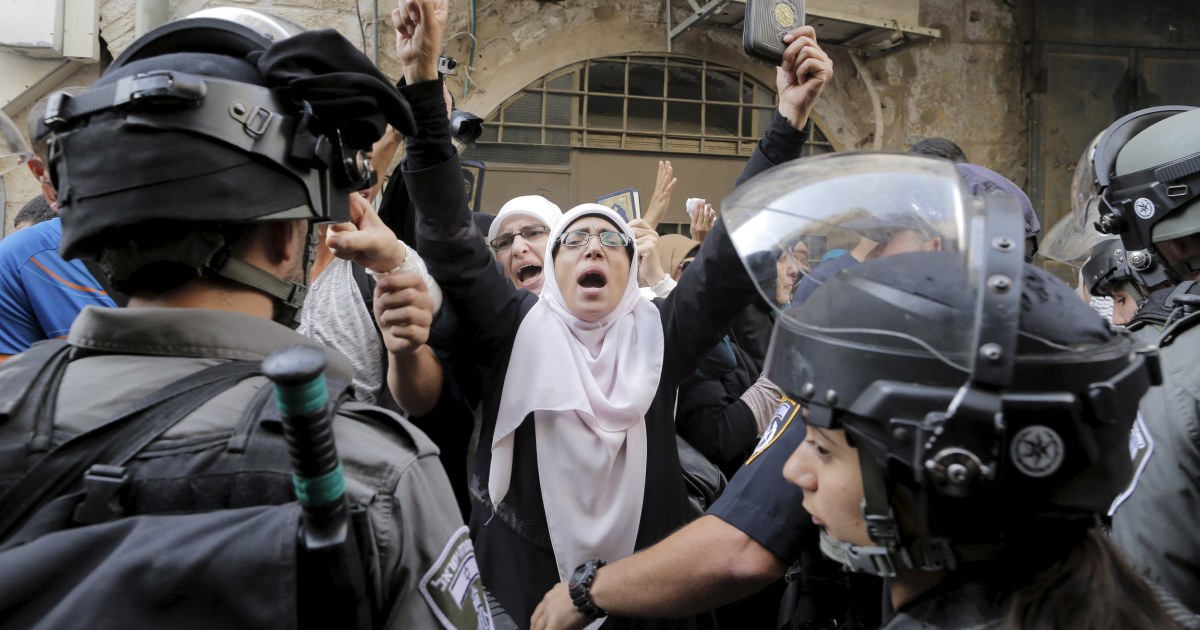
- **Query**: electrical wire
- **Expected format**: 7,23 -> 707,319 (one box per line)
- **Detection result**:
350,0 -> 364,52
468,0 -> 476,98
449,31 -> 484,98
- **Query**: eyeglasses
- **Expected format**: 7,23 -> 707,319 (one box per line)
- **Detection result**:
677,258 -> 695,274
490,225 -> 549,251
557,230 -> 632,249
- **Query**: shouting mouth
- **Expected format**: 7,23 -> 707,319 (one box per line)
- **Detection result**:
516,264 -> 543,289
577,268 -> 608,295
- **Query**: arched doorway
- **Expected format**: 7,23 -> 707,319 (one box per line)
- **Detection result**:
462,54 -> 833,233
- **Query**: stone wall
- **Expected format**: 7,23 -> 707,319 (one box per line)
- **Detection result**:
3,0 -> 1028,229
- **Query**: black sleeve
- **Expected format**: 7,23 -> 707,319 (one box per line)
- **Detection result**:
399,77 -> 531,364
655,112 -> 810,387
398,77 -> 454,168
707,397 -> 812,561
658,217 -> 760,386
736,112 -> 811,187
675,344 -> 761,475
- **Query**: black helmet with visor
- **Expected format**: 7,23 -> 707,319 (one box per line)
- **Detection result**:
1091,106 -> 1200,289
725,153 -> 1159,577
40,8 -> 414,325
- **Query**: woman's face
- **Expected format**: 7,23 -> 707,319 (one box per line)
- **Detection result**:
791,241 -> 812,275
553,215 -> 632,322
671,256 -> 696,282
775,246 -> 805,305
493,215 -> 552,294
1111,285 -> 1139,326
783,424 -> 873,547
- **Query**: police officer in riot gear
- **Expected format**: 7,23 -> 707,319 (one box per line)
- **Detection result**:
1081,237 -> 1145,326
1091,106 -> 1200,616
721,152 -> 1179,627
0,8 -> 495,628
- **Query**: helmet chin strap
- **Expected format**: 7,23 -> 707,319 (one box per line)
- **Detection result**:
211,257 -> 308,328
819,528 -> 905,577
210,224 -> 315,329
818,447 -> 1000,578
817,528 -> 1000,579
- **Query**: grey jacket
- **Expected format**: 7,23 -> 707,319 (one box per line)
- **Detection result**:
1110,320 -> 1200,615
35,306 -> 490,629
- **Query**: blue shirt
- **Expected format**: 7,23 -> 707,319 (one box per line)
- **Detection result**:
0,217 -> 116,357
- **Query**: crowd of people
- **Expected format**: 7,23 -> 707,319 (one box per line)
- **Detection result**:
0,0 -> 1198,628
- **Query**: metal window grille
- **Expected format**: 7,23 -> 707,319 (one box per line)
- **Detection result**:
464,55 -> 833,167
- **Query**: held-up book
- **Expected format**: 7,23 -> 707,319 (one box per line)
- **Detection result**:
595,188 -> 641,222
743,0 -> 805,65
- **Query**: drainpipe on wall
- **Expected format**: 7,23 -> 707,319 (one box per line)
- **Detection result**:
850,52 -> 883,151
136,0 -> 171,37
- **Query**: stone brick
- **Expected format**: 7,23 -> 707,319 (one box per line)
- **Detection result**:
16,0 -> 1028,229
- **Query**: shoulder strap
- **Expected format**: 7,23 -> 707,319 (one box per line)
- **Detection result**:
0,360 -> 262,544
1154,281 -> 1200,347
0,339 -> 72,418
350,262 -> 393,407
0,340 -> 74,482
350,261 -> 377,317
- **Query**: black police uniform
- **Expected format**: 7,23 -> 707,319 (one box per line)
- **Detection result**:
708,397 -> 883,629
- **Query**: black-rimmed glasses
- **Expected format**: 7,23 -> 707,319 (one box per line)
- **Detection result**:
490,225 -> 549,251
557,230 -> 632,249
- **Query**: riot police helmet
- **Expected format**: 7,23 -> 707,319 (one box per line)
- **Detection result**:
41,8 -> 415,324
725,153 -> 1158,577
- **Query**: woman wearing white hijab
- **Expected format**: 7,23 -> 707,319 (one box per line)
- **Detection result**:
397,34 -> 827,630
491,203 -> 663,590
406,194 -> 801,629
435,197 -> 764,630
406,154 -> 818,630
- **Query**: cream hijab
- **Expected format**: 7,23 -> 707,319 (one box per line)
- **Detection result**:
490,204 -> 665,582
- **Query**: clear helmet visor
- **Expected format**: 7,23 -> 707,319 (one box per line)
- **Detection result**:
724,153 -> 981,371
0,110 -> 33,177
1040,196 -> 1107,267
1042,132 -> 1106,267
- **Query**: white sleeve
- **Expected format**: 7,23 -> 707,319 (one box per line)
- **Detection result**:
368,241 -> 444,316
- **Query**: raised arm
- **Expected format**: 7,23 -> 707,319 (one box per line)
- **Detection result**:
658,26 -> 832,382
736,25 -> 831,187
641,160 -> 678,229
394,0 -> 531,359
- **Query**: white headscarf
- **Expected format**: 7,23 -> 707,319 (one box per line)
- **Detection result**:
490,204 -> 665,582
486,195 -> 563,244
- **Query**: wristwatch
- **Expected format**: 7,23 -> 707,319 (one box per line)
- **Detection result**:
568,559 -> 607,620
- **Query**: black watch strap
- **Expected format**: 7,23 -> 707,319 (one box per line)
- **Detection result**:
568,559 -> 608,620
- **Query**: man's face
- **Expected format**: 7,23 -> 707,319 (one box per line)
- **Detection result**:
553,215 -> 632,323
867,229 -> 941,260
1155,235 -> 1200,280
493,216 -> 551,293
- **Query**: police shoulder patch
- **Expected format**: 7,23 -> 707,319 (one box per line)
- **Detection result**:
1108,413 -> 1156,517
745,397 -> 800,465
420,525 -> 494,630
